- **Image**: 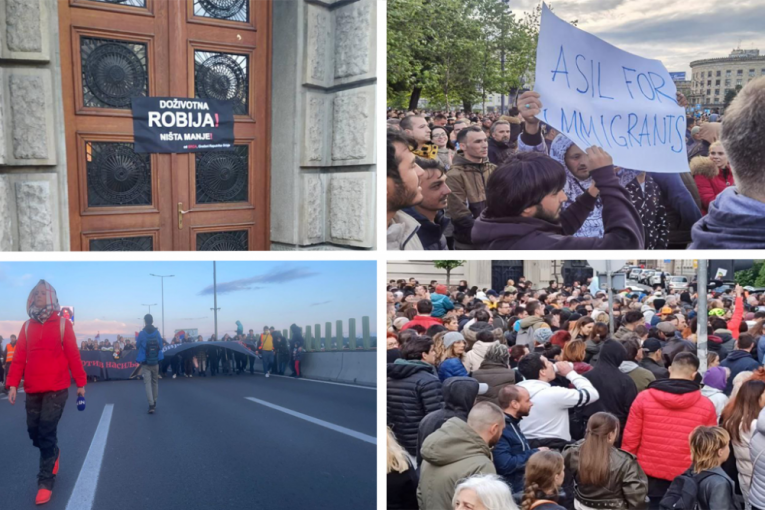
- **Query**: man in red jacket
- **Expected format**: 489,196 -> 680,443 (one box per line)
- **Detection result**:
622,352 -> 717,508
400,299 -> 443,332
5,280 -> 87,505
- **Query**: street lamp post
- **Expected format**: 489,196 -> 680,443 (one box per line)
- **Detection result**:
149,274 -> 174,341
142,303 -> 157,314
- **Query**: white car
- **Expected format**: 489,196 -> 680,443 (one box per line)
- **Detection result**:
668,276 -> 689,292
628,268 -> 642,281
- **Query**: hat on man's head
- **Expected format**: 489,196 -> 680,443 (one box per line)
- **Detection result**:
435,284 -> 448,295
657,322 -> 676,335
534,327 -> 553,344
393,317 -> 409,330
642,338 -> 662,354
661,307 -> 673,316
486,290 -> 499,298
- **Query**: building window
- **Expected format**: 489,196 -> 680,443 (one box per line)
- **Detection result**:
707,89 -> 711,95
707,80 -> 711,86
726,70 -> 731,77
715,79 -> 720,85
708,71 -> 712,77
737,79 -> 743,86
725,79 -> 731,86
716,70 -> 721,77
762,68 -> 765,75
714,89 -> 720,95
737,69 -> 743,75
714,97 -> 719,103
750,69 -> 756,77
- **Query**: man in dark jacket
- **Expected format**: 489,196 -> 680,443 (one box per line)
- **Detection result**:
494,384 -> 542,495
416,377 -> 479,466
445,126 -> 496,249
720,333 -> 761,395
136,314 -> 164,413
639,338 -> 669,380
471,147 -> 644,250
487,121 -> 515,167
387,335 -> 443,456
690,79 -> 765,249
403,158 -> 451,250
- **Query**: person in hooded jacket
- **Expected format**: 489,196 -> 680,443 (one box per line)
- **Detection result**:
464,329 -> 500,374
690,79 -> 765,249
387,335 -> 443,456
621,352 -> 718,508
416,376 -> 480,466
429,285 -> 454,318
288,324 -> 305,378
5,280 -> 88,506
618,337 -> 656,393
471,342 -> 516,406
721,333 -> 761,395
581,340 -> 638,444
136,313 -> 165,413
638,339 -> 669,381
417,403 -> 504,510
701,366 -> 729,420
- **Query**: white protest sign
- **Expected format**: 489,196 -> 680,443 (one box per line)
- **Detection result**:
534,3 -> 689,173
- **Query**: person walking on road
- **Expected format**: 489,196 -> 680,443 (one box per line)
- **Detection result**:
258,326 -> 275,378
136,314 -> 164,414
289,324 -> 305,378
5,280 -> 87,506
2,334 -> 17,393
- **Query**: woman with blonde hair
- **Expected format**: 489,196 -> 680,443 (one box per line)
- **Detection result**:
437,332 -> 468,382
522,451 -> 566,510
452,474 -> 518,510
561,340 -> 593,375
564,412 -> 647,510
686,426 -> 738,510
387,427 -> 418,510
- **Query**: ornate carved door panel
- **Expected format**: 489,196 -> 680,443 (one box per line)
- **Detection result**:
59,0 -> 270,251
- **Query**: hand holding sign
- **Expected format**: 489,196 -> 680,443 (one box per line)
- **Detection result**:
585,146 -> 613,173
534,3 -> 689,174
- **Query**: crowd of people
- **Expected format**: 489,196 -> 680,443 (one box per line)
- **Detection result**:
386,76 -> 765,251
386,275 -> 765,510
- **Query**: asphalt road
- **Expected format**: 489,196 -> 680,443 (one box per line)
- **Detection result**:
0,374 -> 376,510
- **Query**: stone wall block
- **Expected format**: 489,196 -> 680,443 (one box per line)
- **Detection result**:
301,90 -> 331,166
2,68 -> 56,166
303,3 -> 333,88
330,84 -> 375,166
298,172 -> 326,245
0,67 -> 5,165
333,0 -> 376,86
0,0 -> 49,61
0,175 -> 12,250
327,171 -> 375,248
15,180 -> 54,251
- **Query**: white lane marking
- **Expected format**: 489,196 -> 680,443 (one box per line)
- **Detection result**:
244,397 -> 376,445
263,373 -> 375,390
65,404 -> 114,510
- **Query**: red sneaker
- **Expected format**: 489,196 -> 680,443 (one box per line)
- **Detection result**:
52,450 -> 60,475
35,488 -> 52,505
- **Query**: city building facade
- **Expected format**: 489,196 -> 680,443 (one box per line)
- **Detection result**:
689,48 -> 765,110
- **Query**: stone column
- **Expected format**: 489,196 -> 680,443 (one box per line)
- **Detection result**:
348,318 -> 356,349
362,316 -> 370,349
304,327 -> 312,351
335,320 -> 343,350
283,329 -> 288,340
270,0 -> 376,250
0,0 -> 68,251
325,322 -> 332,350
314,324 -> 321,349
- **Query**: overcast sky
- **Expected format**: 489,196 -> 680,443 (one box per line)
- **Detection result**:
511,0 -> 765,76
0,261 -> 376,347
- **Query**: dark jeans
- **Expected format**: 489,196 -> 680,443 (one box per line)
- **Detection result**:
647,476 -> 671,510
277,354 -> 288,375
261,351 -> 275,374
172,356 -> 182,376
26,389 -> 68,490
209,357 -> 218,376
248,356 -> 255,374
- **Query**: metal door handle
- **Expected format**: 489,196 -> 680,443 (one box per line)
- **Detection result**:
178,202 -> 189,229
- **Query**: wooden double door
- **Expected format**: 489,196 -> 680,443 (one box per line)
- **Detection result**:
59,0 -> 270,251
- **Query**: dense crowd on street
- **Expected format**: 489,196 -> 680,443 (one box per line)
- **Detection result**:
386,76 -> 765,251
386,276 -> 765,509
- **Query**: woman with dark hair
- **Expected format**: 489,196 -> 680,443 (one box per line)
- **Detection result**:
586,323 -> 609,364
521,451 -> 566,510
471,149 -> 643,250
721,379 -> 765,507
289,324 -> 305,378
5,280 -> 87,505
564,412 -> 647,510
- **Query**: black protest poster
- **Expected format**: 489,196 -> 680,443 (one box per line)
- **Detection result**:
131,97 -> 234,153
80,350 -> 140,380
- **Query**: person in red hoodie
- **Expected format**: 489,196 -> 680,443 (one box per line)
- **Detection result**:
5,280 -> 87,506
400,299 -> 442,332
621,352 -> 717,509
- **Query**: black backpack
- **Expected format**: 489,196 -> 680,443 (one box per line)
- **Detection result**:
658,470 -> 716,510
145,334 -> 160,366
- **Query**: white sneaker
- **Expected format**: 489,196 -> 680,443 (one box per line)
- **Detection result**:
173,374 -> 177,379
265,373 -> 269,378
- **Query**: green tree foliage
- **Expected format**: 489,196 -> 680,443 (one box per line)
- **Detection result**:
754,262 -> 765,288
724,84 -> 743,112
433,260 -> 466,286
735,261 -> 762,287
388,0 -> 573,111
